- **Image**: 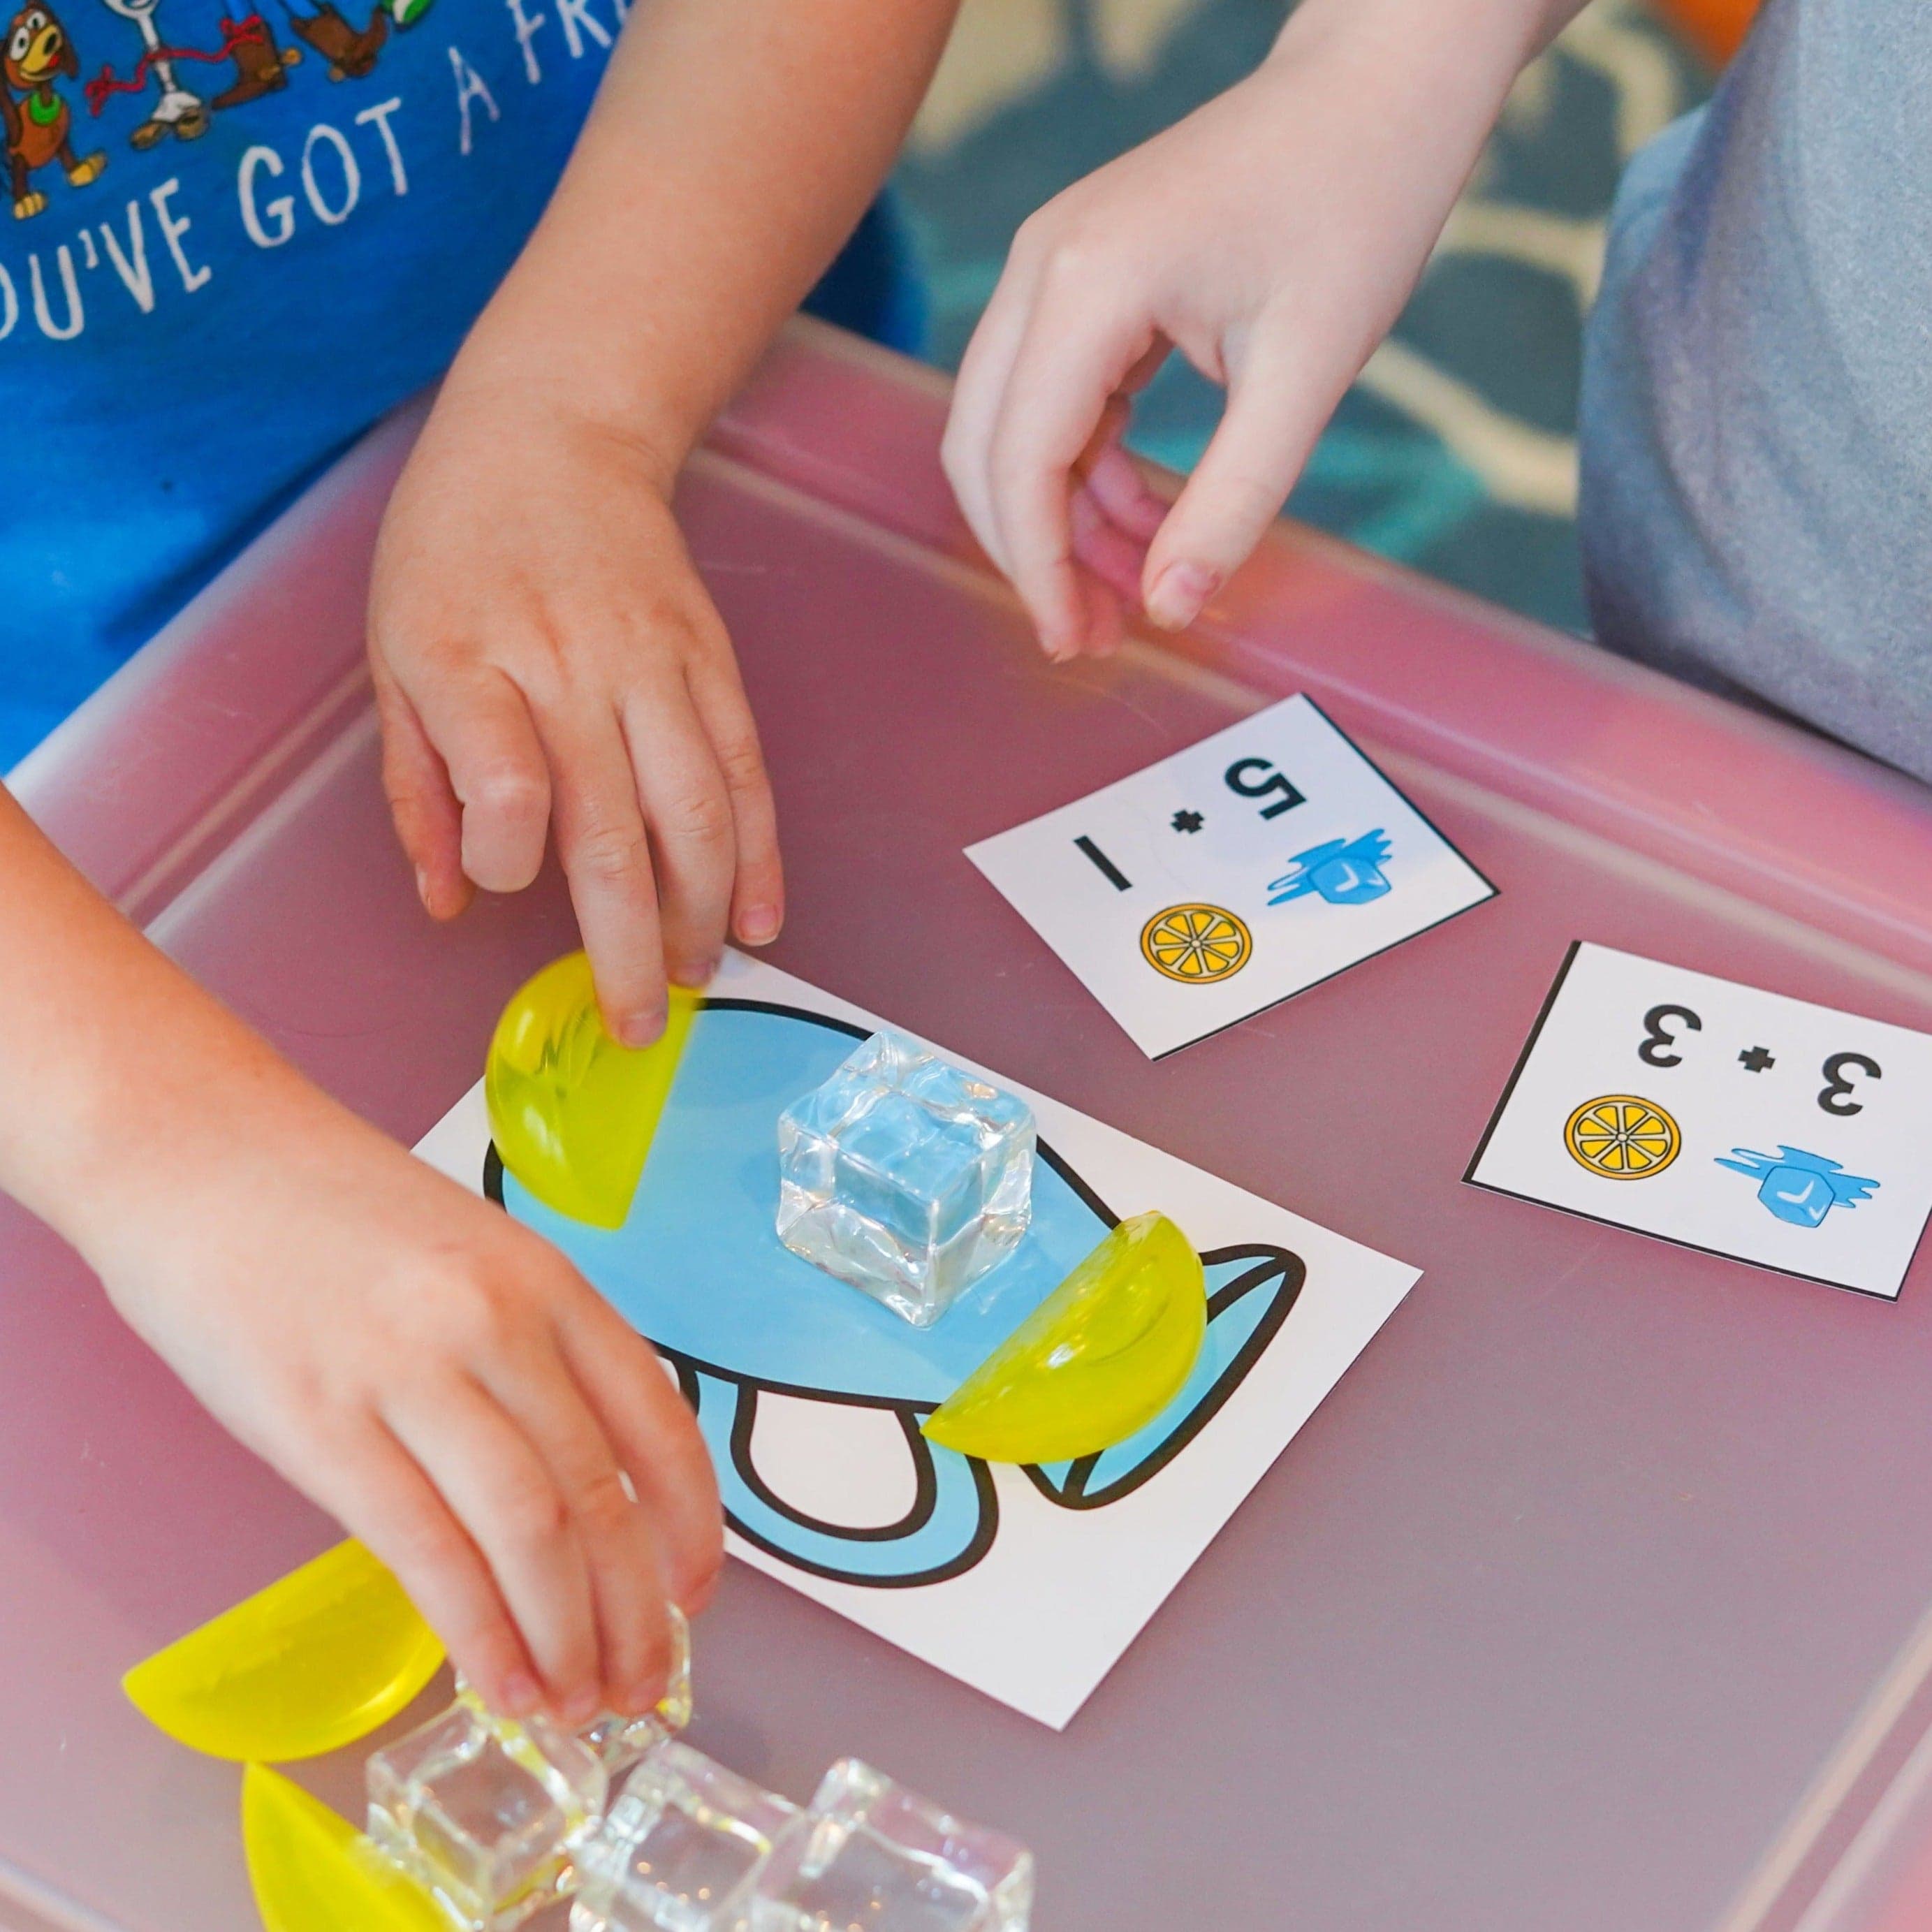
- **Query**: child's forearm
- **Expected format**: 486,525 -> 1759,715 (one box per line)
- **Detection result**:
448,0 -> 960,483
0,790 -> 304,1268
1276,0 -> 1592,79
1267,0 -> 1594,166
0,784 -> 725,1722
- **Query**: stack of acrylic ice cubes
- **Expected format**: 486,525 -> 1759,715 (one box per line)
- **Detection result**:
571,1748 -> 1034,1932
776,1029 -> 1036,1328
365,1602 -> 1032,1932
367,1608 -> 693,1929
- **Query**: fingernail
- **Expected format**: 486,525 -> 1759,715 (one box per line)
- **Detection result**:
414,865 -> 433,913
1146,562 -> 1220,631
739,906 -> 780,946
499,1671 -> 541,1716
617,1009 -> 666,1050
618,1678 -> 662,1719
558,1685 -> 601,1727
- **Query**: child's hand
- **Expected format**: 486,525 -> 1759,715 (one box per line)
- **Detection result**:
97,1074 -> 721,1725
369,374 -> 782,1048
942,0 -> 1541,657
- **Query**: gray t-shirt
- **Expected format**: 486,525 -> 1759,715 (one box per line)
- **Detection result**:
1579,0 -> 1932,781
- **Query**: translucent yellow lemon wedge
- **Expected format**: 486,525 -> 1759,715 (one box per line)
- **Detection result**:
242,1764 -> 449,1932
122,1539 -> 444,1762
486,951 -> 699,1229
922,1212 -> 1206,1463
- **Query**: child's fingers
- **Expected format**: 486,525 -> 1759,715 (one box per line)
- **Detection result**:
1078,564 -> 1125,658
552,1290 -> 724,1615
536,704 -> 669,1050
1142,334 -> 1327,631
478,1332 -> 675,1719
681,642 -> 782,951
1069,485 -> 1149,610
405,662 -> 553,898
942,258 -> 1039,575
1080,439 -> 1168,547
373,673 -> 469,921
986,304 -> 1155,658
385,1373 -> 603,1721
617,668 -> 736,990
317,1415 -> 541,1716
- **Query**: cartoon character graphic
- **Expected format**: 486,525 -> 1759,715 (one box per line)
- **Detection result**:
487,1000 -> 1304,1586
1268,829 -> 1394,908
1715,1146 -> 1879,1228
2,3 -> 103,217
207,10 -> 299,109
270,0 -> 433,84
89,0 -> 206,145
85,0 -> 299,133
277,0 -> 383,80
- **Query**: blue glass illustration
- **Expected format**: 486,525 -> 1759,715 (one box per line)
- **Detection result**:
1268,830 -> 1394,907
489,1000 -> 1301,1587
1713,1146 -> 1880,1228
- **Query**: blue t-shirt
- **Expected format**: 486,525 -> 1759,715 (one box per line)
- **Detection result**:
0,0 -> 917,766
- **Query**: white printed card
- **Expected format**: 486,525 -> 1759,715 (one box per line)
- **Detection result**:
965,694 -> 1495,1058
1468,942 -> 1932,1298
418,952 -> 1419,1727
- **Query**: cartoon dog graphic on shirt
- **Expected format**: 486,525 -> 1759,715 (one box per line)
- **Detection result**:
488,998 -> 1305,1587
3,3 -> 103,217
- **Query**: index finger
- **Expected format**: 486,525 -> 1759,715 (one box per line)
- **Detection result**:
942,251 -> 1042,576
986,300 -> 1157,658
537,703 -> 668,1048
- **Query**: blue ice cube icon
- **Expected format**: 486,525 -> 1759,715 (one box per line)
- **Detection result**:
1268,830 -> 1393,907
1713,1146 -> 1879,1228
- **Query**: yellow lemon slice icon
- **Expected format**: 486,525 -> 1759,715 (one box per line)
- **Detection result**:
922,1213 -> 1207,1464
1563,1095 -> 1681,1180
242,1764 -> 448,1932
122,1539 -> 444,1762
1140,905 -> 1252,984
487,951 -> 698,1229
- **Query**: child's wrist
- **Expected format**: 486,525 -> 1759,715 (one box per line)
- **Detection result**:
1268,0 -> 1550,105
440,316 -> 696,500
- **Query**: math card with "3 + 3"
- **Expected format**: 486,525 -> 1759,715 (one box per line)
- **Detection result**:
1468,942 -> 1932,1298
965,695 -> 1496,1058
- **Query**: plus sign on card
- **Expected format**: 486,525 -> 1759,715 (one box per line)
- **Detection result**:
1468,943 -> 1932,1298
964,694 -> 1495,1058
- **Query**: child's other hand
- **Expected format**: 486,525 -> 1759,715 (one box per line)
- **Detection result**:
369,376 -> 782,1048
942,0 -> 1530,657
97,1075 -> 721,1725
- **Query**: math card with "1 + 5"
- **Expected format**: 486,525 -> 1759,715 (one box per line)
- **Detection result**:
964,694 -> 1496,1058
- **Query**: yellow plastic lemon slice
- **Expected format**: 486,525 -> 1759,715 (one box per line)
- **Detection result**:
242,1764 -> 450,1932
486,951 -> 699,1228
122,1539 -> 444,1762
922,1213 -> 1207,1464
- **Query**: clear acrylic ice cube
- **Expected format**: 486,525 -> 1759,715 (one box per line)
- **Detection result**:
367,1687 -> 609,1930
776,1030 -> 1035,1327
578,1604 -> 695,1778
749,1758 -> 1033,1932
570,1741 -> 805,1932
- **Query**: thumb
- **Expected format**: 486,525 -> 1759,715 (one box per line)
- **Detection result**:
1141,356 -> 1326,631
